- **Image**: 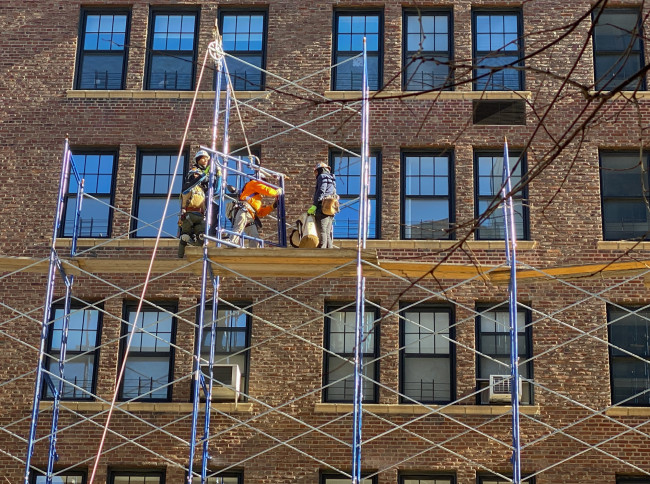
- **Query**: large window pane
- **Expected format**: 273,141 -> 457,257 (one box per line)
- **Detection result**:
219,11 -> 267,90
333,12 -> 382,90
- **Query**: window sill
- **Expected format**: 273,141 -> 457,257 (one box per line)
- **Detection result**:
324,90 -> 532,101
39,401 -> 253,413
606,406 -> 650,417
588,90 -> 650,100
66,90 -> 269,100
314,403 -> 540,416
56,238 -> 179,248
336,240 -> 538,250
598,240 -> 650,251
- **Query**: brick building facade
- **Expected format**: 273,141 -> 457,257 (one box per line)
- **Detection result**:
2,0 -> 650,483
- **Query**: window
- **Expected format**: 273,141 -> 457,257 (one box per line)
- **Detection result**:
617,478 -> 650,484
401,151 -> 453,239
593,9 -> 645,91
76,10 -> 129,89
146,10 -> 198,90
31,471 -> 86,484
219,10 -> 267,90
478,476 -> 534,484
333,11 -> 382,90
473,11 -> 523,91
119,304 -> 176,401
600,151 -> 650,240
133,151 -> 185,238
403,10 -> 452,91
324,305 -> 379,403
474,150 -> 528,240
62,151 -> 117,238
199,304 -> 251,401
109,470 -> 165,484
331,150 -> 380,239
608,306 -> 650,406
399,474 -> 455,484
205,474 -> 242,484
44,305 -> 102,400
476,306 -> 533,404
321,473 -> 377,484
472,99 -> 525,125
400,306 -> 455,404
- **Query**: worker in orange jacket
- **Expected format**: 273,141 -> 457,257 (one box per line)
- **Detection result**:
230,174 -> 283,247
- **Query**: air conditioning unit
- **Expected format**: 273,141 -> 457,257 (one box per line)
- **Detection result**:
488,374 -> 522,403
200,363 -> 241,402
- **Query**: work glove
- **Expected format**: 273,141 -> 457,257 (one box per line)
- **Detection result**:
307,205 -> 317,215
276,187 -> 283,196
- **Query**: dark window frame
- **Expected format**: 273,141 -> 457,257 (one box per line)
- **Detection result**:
75,8 -> 131,90
188,470 -> 243,483
332,9 -> 384,91
400,150 -> 455,240
475,305 -> 534,405
218,8 -> 268,91
196,302 -> 252,402
402,8 -> 454,91
617,477 -> 650,484
118,302 -> 177,402
473,149 -> 529,241
132,148 -> 187,238
477,475 -> 535,484
61,149 -> 119,238
320,472 -> 378,484
399,304 -> 456,404
323,303 -> 380,404
30,469 -> 87,484
592,8 -> 646,91
608,305 -> 650,406
145,7 -> 200,91
472,9 -> 524,91
599,151 -> 650,241
329,149 -> 382,239
43,302 -> 103,401
108,469 -> 166,484
398,473 -> 456,484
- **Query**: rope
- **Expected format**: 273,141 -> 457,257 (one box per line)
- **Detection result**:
88,47 -> 212,484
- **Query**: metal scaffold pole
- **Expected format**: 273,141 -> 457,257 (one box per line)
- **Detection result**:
502,138 -> 521,484
351,37 -> 371,484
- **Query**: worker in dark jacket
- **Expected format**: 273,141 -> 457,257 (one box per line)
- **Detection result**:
307,161 -> 337,248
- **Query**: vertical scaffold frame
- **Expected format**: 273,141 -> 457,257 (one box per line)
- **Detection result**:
24,139 -> 84,484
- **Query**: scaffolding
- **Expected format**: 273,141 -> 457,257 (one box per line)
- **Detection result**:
2,26 -> 650,484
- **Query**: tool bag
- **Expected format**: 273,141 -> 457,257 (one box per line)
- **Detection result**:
321,194 -> 340,216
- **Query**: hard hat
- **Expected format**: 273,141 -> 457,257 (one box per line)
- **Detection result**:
195,150 -> 209,160
314,161 -> 329,172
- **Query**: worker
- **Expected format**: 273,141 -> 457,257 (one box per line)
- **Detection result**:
230,169 -> 283,247
307,161 -> 338,248
178,150 -> 220,257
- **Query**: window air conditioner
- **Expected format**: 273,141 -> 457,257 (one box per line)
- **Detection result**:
488,374 -> 522,403
200,363 -> 241,402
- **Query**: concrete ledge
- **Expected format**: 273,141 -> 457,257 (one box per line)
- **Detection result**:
66,90 -> 269,100
588,90 -> 650,100
324,90 -> 532,101
336,240 -> 538,250
314,403 -> 540,416
56,238 -> 179,248
598,241 -> 650,251
39,401 -> 252,413
605,407 -> 650,417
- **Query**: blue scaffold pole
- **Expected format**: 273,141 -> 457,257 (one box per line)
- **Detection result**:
501,138 -> 521,483
352,38 -> 371,484
24,139 -> 73,484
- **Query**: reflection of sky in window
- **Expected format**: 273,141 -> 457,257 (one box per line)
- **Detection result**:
128,310 -> 173,351
84,14 -> 126,51
153,14 -> 195,50
51,308 -> 98,352
404,310 -> 450,354
69,153 -> 114,194
139,154 -> 183,194
405,155 -> 449,196
477,155 -> 521,196
222,14 -> 264,51
338,15 -> 379,51
333,155 -> 376,195
476,14 -> 519,52
329,310 -> 375,353
407,14 -> 448,52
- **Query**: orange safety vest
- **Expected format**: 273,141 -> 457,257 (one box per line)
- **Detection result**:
239,180 -> 281,218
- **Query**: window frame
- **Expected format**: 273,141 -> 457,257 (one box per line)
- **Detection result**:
599,151 -> 650,241
108,469 -> 166,484
30,470 -> 87,484
473,149 -> 529,241
43,303 -> 103,401
323,304 -> 380,404
145,8 -> 200,91
398,473 -> 456,484
400,150 -> 455,240
320,472 -> 378,484
118,302 -> 177,402
75,8 -> 131,90
329,149 -> 382,239
402,8 -> 454,91
608,305 -> 650,406
332,9 -> 384,91
472,9 -> 524,91
132,149 -> 187,238
61,149 -> 118,238
218,8 -> 268,91
475,305 -> 534,405
477,475 -> 535,484
196,302 -> 252,402
399,304 -> 456,404
592,8 -> 646,91
617,478 -> 650,484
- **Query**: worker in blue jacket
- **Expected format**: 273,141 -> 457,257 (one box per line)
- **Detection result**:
307,161 -> 337,248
